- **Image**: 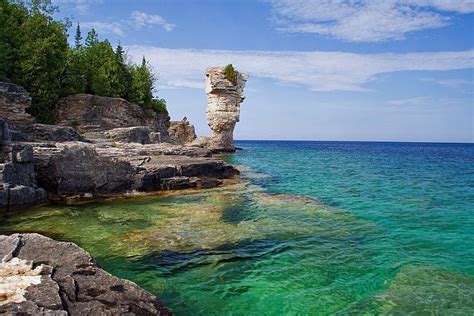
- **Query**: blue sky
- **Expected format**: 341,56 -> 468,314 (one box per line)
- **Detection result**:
55,0 -> 473,142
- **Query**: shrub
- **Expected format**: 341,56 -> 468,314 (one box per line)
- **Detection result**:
224,64 -> 237,85
69,119 -> 80,128
151,98 -> 167,112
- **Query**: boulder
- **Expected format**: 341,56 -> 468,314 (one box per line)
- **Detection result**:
0,233 -> 172,315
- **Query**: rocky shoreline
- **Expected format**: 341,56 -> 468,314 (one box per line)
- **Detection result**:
0,66 -> 248,314
0,233 -> 172,315
0,66 -> 248,211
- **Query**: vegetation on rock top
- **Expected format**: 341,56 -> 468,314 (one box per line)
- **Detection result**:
224,64 -> 237,85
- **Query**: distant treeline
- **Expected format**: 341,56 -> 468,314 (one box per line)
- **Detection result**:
0,0 -> 166,123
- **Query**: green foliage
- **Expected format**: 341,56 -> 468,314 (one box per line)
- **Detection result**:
224,64 -> 237,85
0,0 -> 167,122
74,23 -> 82,49
151,98 -> 167,112
69,119 -> 80,128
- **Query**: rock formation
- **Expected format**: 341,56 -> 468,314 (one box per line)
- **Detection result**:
169,117 -> 197,145
0,82 -> 35,132
0,119 -> 46,210
205,66 -> 248,152
54,94 -> 171,141
0,80 -> 240,209
0,233 -> 172,315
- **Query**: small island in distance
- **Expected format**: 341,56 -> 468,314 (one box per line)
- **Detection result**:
1,0 -> 473,315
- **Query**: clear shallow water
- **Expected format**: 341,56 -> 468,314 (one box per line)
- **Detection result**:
1,141 -> 473,314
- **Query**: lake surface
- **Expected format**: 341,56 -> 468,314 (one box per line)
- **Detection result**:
1,141 -> 473,314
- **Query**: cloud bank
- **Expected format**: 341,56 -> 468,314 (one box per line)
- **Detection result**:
126,46 -> 474,92
268,0 -> 474,42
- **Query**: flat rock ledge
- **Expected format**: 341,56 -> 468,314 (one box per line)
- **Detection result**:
0,233 -> 172,315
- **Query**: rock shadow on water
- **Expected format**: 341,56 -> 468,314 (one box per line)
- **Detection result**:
139,238 -> 290,276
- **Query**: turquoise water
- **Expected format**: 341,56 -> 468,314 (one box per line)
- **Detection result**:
1,141 -> 473,314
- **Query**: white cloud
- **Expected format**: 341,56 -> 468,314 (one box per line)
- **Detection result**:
389,96 -> 432,106
80,11 -> 175,37
421,77 -> 472,88
125,46 -> 474,91
54,0 -> 102,15
81,21 -> 126,37
130,11 -> 175,32
268,0 -> 474,42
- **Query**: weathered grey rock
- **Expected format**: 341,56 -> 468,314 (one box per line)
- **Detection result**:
54,94 -> 170,140
0,139 -> 46,210
37,145 -> 135,195
29,123 -> 87,142
32,141 -> 238,197
0,233 -> 172,315
205,67 -> 248,152
0,82 -> 35,132
104,126 -> 152,144
168,117 -> 197,145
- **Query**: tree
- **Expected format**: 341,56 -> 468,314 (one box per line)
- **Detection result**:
0,0 -> 28,81
85,28 -> 98,47
74,23 -> 82,48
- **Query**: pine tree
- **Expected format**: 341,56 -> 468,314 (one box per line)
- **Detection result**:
74,23 -> 82,49
85,28 -> 98,47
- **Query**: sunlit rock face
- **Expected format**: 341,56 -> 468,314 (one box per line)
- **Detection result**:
205,67 -> 248,152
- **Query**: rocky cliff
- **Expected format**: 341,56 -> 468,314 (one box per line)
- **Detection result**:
0,82 -> 35,132
0,119 -> 46,210
54,94 -> 171,141
0,233 -> 172,315
205,66 -> 248,152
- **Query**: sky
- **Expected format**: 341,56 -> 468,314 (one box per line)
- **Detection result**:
54,0 -> 474,142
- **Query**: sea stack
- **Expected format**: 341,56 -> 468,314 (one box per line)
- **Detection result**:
205,66 -> 248,152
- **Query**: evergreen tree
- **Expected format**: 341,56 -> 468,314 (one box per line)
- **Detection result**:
85,28 -> 98,47
74,23 -> 82,49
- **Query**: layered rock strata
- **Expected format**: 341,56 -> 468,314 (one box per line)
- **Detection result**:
33,142 -> 237,199
0,119 -> 46,210
54,94 -> 171,141
205,67 -> 248,152
0,233 -> 172,315
0,82 -> 35,132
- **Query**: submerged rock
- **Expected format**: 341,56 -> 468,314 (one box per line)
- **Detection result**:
205,66 -> 248,152
0,233 -> 172,315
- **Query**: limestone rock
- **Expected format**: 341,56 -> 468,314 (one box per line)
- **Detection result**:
33,142 -> 238,197
205,66 -> 248,152
168,117 -> 197,145
104,126 -> 152,144
37,145 -> 135,195
54,94 -> 170,140
0,126 -> 46,210
29,124 -> 87,142
0,233 -> 172,315
0,82 -> 35,132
